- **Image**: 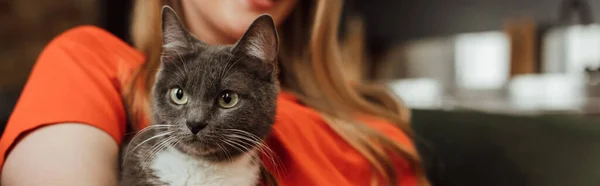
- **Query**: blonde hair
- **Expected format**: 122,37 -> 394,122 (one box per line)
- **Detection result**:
126,0 -> 428,185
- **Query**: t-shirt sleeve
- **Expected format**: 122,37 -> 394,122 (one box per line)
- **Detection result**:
0,26 -> 144,169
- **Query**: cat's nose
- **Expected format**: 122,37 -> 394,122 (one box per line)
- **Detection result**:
186,122 -> 207,134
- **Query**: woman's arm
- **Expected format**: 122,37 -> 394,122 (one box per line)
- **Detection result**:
1,123 -> 119,186
0,26 -> 145,185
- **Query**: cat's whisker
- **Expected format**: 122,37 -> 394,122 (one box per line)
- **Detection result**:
175,50 -> 189,74
124,124 -> 174,146
248,151 -> 261,167
145,136 -> 177,161
219,55 -> 235,79
134,135 -> 176,178
125,124 -> 172,137
215,142 -> 233,163
169,51 -> 186,75
139,136 -> 179,173
225,134 -> 263,150
229,138 -> 253,152
220,55 -> 246,79
158,56 -> 186,80
151,124 -> 176,126
226,136 -> 263,160
123,131 -> 173,165
224,129 -> 263,140
137,140 -> 172,178
136,137 -> 175,171
221,51 -> 237,78
160,68 -> 186,82
174,50 -> 199,86
205,134 -> 234,162
223,130 -> 270,151
223,138 -> 263,167
222,130 -> 285,176
222,138 -> 246,154
224,130 -> 277,157
161,56 -> 189,83
226,138 -> 261,165
222,139 -> 243,153
224,133 -> 283,176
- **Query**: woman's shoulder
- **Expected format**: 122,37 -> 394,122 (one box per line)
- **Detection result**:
45,25 -> 145,68
37,25 -> 146,88
52,26 -> 132,49
54,25 -> 115,41
273,92 -> 414,147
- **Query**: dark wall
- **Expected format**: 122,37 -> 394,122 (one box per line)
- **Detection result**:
356,0 -> 600,51
103,0 -> 133,43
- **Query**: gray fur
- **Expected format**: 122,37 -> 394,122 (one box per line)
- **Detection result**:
119,5 -> 279,186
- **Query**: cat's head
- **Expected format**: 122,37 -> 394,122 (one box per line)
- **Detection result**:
151,6 -> 279,161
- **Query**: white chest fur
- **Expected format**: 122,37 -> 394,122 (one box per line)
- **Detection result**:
150,148 -> 260,186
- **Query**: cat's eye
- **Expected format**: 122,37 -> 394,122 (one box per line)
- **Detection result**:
218,91 -> 239,108
169,87 -> 188,105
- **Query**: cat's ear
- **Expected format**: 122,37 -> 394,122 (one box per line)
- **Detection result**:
161,6 -> 191,50
234,14 -> 279,63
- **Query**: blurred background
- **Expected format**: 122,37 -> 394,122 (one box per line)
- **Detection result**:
2,0 -> 600,120
1,0 -> 600,185
356,0 -> 600,118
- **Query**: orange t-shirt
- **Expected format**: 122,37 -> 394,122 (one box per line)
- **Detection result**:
0,26 -> 418,185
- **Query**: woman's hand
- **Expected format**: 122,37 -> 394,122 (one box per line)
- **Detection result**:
1,123 -> 119,186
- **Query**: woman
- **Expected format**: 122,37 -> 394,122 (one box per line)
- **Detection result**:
0,0 -> 427,185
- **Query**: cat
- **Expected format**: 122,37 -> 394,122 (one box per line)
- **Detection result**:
119,6 -> 279,186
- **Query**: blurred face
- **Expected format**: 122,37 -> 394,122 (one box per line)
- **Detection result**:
182,0 -> 298,45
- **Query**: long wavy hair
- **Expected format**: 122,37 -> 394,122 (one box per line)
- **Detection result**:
125,0 -> 428,185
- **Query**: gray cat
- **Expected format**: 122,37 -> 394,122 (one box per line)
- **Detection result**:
119,6 -> 279,186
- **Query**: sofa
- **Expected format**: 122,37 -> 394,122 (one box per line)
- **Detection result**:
412,109 -> 600,186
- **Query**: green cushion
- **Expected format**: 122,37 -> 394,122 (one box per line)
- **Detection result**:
411,109 -> 600,186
